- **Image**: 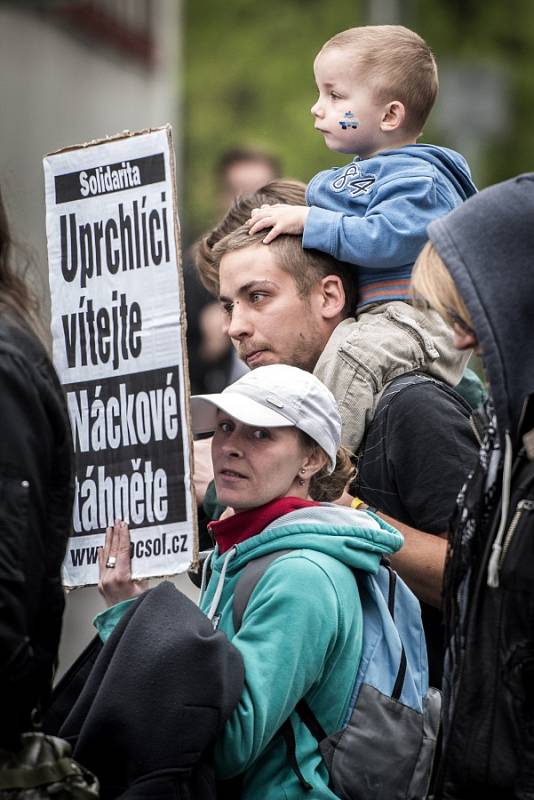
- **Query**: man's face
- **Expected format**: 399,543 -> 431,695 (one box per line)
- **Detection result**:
219,244 -> 328,373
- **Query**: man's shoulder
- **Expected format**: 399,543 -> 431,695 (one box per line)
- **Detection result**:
357,374 -> 479,530
374,374 -> 472,425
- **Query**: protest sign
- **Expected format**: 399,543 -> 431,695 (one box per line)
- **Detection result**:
44,126 -> 196,587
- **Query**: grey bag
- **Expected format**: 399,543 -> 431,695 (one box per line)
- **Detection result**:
0,732 -> 99,799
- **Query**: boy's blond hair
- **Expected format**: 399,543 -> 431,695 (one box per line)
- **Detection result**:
321,25 -> 438,135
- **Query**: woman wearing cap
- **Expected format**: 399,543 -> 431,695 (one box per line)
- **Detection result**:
97,364 -> 403,799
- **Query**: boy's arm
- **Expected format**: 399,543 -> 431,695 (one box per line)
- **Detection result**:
303,174 -> 452,267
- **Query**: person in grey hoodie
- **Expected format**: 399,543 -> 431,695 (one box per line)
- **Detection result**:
412,173 -> 534,799
247,25 -> 476,452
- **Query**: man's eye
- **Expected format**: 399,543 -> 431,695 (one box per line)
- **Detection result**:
252,429 -> 270,440
250,292 -> 266,303
222,303 -> 233,316
218,421 -> 233,433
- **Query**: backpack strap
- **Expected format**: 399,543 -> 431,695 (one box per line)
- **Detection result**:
279,718 -> 313,791
294,698 -> 327,743
232,550 -> 292,632
382,562 -> 408,700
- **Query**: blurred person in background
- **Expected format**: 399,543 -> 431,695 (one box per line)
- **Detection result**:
412,173 -> 534,799
184,147 -> 281,395
215,147 -> 282,213
0,186 -> 73,749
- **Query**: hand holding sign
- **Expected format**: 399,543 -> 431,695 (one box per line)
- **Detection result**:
98,520 -> 149,608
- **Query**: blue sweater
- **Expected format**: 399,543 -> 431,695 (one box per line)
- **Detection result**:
303,144 -> 476,308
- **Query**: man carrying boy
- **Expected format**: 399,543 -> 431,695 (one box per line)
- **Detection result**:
248,25 -> 477,451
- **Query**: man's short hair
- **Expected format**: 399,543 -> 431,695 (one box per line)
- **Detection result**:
195,179 -> 306,296
322,25 -> 438,135
211,226 -> 358,318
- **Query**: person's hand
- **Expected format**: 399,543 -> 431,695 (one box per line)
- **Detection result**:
218,505 -> 236,521
246,204 -> 309,243
98,520 -> 149,608
336,490 -> 354,507
193,438 -> 215,504
335,491 -> 369,510
199,303 -> 230,362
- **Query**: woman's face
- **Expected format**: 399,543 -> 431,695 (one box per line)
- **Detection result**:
211,412 -> 310,511
447,309 -> 481,354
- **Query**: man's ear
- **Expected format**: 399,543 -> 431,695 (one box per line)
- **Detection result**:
380,100 -> 406,132
317,275 -> 346,320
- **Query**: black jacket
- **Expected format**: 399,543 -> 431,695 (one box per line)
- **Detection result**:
0,313 -> 73,747
53,581 -> 244,800
428,173 -> 534,798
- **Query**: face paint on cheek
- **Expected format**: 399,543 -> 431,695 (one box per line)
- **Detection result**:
338,111 -> 359,130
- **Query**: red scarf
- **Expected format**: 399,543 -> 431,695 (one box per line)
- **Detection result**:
209,496 -> 319,554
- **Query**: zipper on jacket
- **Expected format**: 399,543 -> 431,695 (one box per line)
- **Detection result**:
499,499 -> 534,566
469,414 -> 483,447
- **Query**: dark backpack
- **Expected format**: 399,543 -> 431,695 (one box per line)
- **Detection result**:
0,732 -> 99,799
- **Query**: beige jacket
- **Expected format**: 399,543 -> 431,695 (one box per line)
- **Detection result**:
314,302 -> 469,454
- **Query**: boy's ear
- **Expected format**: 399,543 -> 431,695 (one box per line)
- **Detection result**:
380,100 -> 406,132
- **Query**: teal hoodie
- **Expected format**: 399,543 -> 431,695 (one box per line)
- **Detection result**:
199,504 -> 403,799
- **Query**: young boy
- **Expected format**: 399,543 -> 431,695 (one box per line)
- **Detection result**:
247,25 -> 477,450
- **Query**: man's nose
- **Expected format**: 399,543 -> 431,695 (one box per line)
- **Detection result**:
227,303 -> 253,340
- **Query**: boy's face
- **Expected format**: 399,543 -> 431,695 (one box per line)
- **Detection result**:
311,47 -> 386,158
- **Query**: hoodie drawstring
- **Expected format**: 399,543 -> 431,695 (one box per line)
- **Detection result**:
206,547 -> 237,621
487,431 -> 513,588
198,549 -> 213,604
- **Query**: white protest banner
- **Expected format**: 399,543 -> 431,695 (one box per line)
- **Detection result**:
44,126 -> 197,587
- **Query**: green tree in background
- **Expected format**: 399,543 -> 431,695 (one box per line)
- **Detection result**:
183,0 -> 361,241
184,0 -> 534,242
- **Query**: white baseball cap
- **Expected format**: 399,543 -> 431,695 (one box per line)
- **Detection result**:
190,364 -> 341,473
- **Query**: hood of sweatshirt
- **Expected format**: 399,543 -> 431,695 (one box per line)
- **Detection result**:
201,504 -> 403,630
206,504 -> 402,582
427,173 -> 534,448
383,144 -> 477,201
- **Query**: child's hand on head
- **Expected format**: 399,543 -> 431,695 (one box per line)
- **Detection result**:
246,204 -> 309,244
